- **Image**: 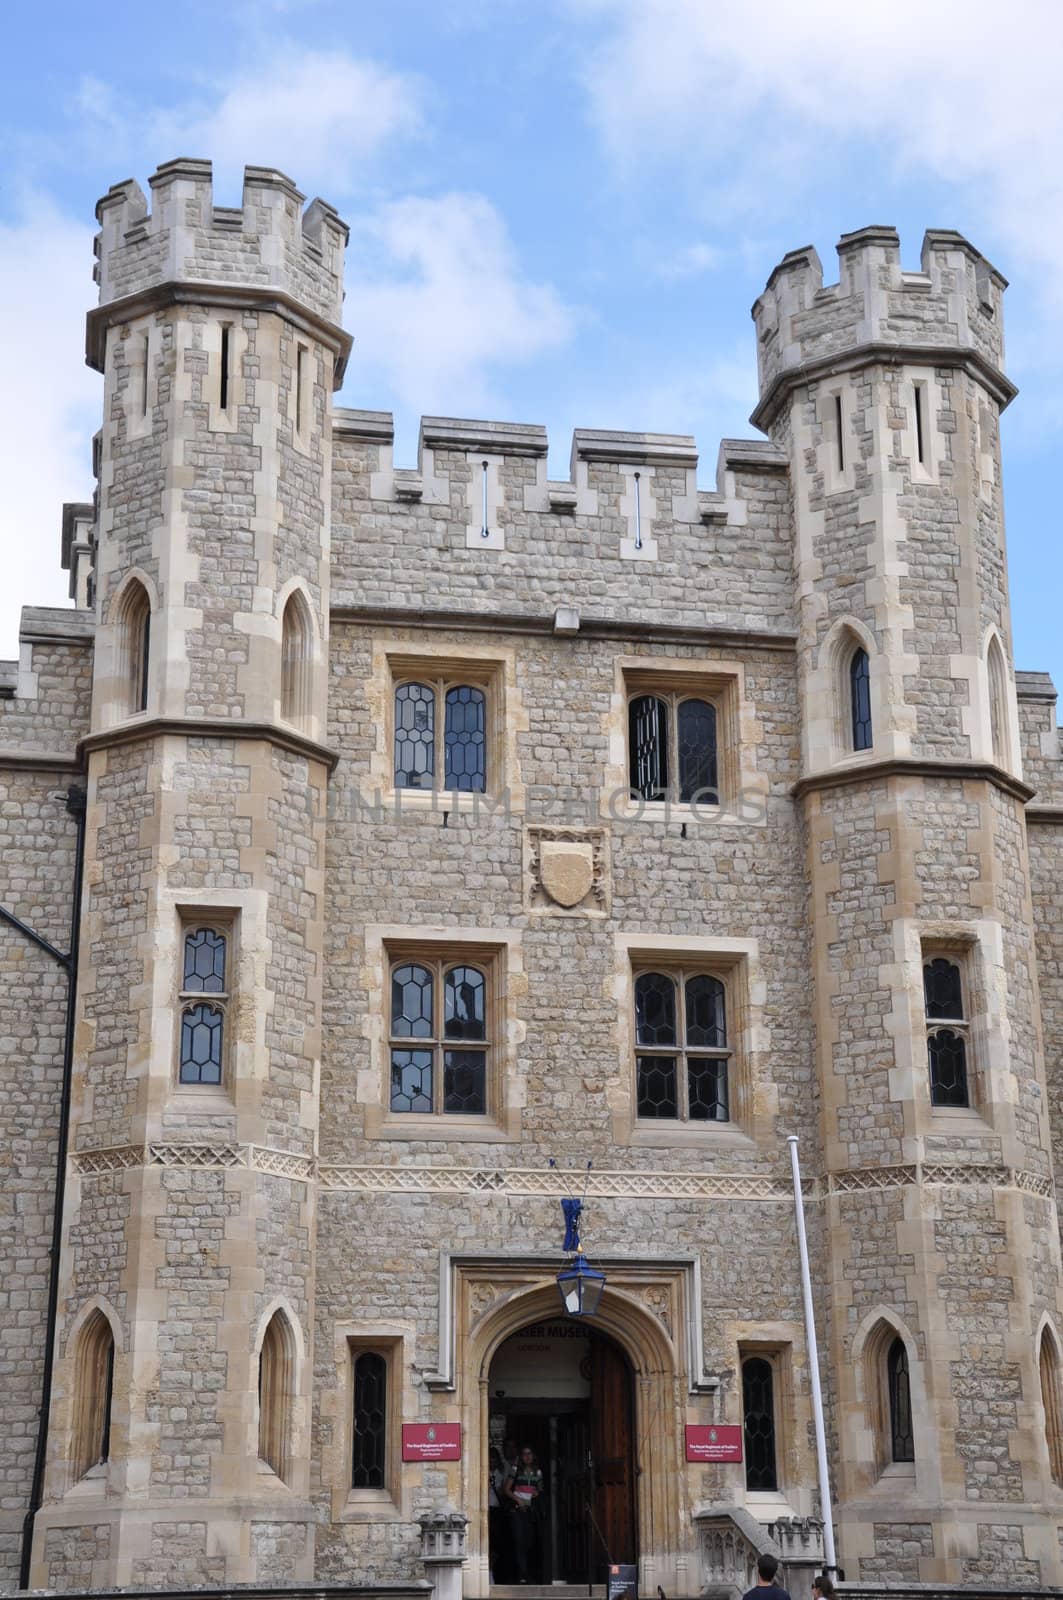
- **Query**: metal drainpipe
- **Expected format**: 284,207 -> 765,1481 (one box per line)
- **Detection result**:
17,781 -> 87,1590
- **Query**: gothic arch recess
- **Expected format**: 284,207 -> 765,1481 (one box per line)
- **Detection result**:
824,617 -> 876,758
852,1309 -> 920,1476
279,584 -> 316,730
1036,1316 -> 1063,1487
462,1279 -> 683,1599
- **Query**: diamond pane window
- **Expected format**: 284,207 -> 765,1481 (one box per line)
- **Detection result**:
388,956 -> 490,1117
923,955 -> 970,1107
444,686 -> 486,792
352,1352 -> 387,1489
178,922 -> 231,1086
180,1002 -> 224,1085
634,967 -> 731,1123
394,682 -> 435,790
887,1337 -> 914,1463
850,648 -> 872,751
742,1357 -> 778,1491
183,928 -> 227,992
677,699 -> 718,804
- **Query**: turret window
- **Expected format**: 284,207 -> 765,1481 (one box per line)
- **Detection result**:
72,1310 -> 115,1482
887,1336 -> 914,1462
258,1310 -> 295,1483
923,955 -> 969,1107
116,579 -> 151,717
178,924 -> 231,1087
351,1351 -> 387,1489
281,591 -> 314,729
850,648 -> 872,751
394,679 -> 487,793
634,968 -> 730,1122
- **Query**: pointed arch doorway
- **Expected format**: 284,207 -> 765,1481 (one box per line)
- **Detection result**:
488,1317 -> 636,1586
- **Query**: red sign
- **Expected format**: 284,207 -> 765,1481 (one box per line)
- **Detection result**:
685,1424 -> 743,1463
402,1423 -> 462,1461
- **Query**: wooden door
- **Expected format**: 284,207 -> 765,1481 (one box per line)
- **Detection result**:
589,1334 -> 637,1571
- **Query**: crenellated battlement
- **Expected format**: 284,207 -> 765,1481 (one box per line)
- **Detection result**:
751,225 -> 1012,428
92,157 -> 348,329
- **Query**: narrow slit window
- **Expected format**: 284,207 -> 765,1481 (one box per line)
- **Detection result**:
835,394 -> 845,472
119,580 -> 151,717
141,334 -> 150,417
220,324 -> 231,412
297,345 -> 310,435
913,383 -> 925,464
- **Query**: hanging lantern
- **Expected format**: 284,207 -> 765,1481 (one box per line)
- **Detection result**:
556,1251 -> 606,1318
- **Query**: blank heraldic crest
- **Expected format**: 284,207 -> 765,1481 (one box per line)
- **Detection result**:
539,838 -> 595,907
4,150 -> 1063,1600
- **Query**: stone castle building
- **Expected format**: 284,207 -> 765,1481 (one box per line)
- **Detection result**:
1,157 -> 1063,1596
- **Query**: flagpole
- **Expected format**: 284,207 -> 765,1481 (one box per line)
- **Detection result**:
787,1134 -> 838,1574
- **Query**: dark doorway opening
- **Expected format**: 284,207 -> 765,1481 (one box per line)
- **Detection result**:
488,1317 -> 637,1587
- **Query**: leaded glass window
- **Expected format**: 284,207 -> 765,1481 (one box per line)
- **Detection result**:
389,956 -> 489,1116
629,691 -> 719,804
352,1351 -> 387,1489
634,969 -> 730,1122
924,955 -> 969,1107
178,925 -> 230,1085
394,678 -> 487,793
742,1357 -> 778,1490
887,1337 -> 914,1463
850,648 -> 872,751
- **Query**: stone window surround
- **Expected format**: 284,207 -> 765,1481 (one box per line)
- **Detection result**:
631,962 -> 734,1125
361,925 -> 525,1144
360,637 -> 527,816
327,1325 -> 411,1523
174,909 -> 237,1096
851,1311 -> 923,1495
612,932 -> 769,1151
737,1338 -> 796,1512
891,919 -> 1005,1137
603,655 -> 767,828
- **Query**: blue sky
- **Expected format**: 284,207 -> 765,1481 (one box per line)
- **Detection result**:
2,0 -> 1061,690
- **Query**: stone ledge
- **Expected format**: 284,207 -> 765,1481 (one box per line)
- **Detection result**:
79,717 -> 339,772
792,757 -> 1035,805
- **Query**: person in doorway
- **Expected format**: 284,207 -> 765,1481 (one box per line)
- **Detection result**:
741,1553 -> 792,1600
811,1576 -> 835,1600
503,1444 -> 544,1584
488,1447 -> 508,1583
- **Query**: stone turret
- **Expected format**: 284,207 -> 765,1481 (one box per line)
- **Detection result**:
30,162 -> 348,1590
753,230 -> 1063,1583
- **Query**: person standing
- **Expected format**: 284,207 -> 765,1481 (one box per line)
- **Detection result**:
741,1553 -> 792,1600
504,1444 -> 545,1584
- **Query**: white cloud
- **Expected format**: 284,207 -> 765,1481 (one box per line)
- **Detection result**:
0,197 -> 98,660
77,48 -> 424,201
342,193 -> 576,415
654,242 -> 723,282
577,0 -> 1063,300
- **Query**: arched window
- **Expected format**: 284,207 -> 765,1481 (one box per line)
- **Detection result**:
178,925 -> 230,1086
280,591 -> 313,729
1040,1327 -> 1063,1486
389,956 -> 489,1116
352,1351 -> 387,1488
629,692 -> 718,803
117,580 -> 151,716
394,679 -> 487,793
742,1356 -> 777,1490
987,637 -> 1010,768
258,1310 -> 295,1482
72,1310 -> 115,1481
887,1336 -> 914,1462
850,647 -> 872,751
634,968 -> 729,1122
923,955 -> 969,1107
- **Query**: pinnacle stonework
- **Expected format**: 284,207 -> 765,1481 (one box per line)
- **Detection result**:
1,159 -> 1062,1597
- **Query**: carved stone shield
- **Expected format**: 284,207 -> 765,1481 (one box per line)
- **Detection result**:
539,839 -> 594,908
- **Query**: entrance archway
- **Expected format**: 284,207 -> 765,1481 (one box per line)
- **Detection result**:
461,1274 -> 686,1599
488,1318 -> 636,1585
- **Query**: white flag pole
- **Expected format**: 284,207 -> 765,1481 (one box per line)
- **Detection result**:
787,1134 -> 838,1573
